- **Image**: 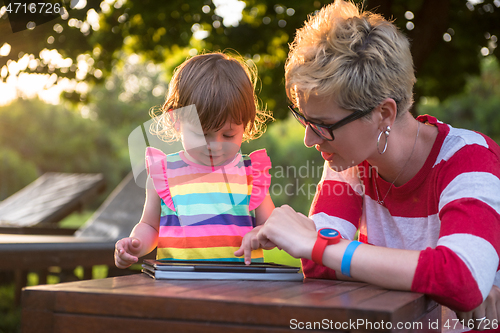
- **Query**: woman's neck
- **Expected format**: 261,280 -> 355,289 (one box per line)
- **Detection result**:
368,115 -> 438,187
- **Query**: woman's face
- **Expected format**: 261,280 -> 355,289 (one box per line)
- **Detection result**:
180,119 -> 244,166
297,93 -> 379,171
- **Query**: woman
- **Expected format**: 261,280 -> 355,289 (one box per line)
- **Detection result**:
256,0 -> 500,329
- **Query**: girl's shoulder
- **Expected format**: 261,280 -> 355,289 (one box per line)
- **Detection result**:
245,149 -> 272,211
145,147 -> 185,165
244,149 -> 271,169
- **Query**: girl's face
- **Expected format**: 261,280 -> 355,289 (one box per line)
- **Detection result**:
297,93 -> 379,172
180,119 -> 245,166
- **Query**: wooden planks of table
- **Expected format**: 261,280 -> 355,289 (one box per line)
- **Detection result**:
22,274 -> 441,332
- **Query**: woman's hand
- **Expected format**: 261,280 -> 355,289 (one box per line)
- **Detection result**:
114,237 -> 143,269
234,225 -> 266,265
257,205 -> 317,259
455,285 -> 500,330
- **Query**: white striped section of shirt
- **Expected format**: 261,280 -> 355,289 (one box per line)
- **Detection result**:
433,126 -> 489,167
321,163 -> 365,196
494,271 -> 500,287
439,172 -> 500,216
438,233 -> 499,300
363,196 -> 441,250
310,212 -> 358,241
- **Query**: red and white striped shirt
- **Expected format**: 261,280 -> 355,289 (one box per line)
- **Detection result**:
303,115 -> 500,312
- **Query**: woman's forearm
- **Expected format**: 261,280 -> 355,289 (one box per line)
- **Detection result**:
321,240 -> 419,290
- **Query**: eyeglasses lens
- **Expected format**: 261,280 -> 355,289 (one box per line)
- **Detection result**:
290,106 -> 334,141
311,125 -> 332,140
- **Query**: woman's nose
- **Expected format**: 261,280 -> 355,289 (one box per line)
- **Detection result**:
304,125 -> 325,148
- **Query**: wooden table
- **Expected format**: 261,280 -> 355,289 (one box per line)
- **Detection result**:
22,274 -> 441,333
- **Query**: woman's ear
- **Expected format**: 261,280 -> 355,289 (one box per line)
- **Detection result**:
377,98 -> 398,130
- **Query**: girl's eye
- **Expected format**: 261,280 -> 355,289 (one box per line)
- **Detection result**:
224,135 -> 235,138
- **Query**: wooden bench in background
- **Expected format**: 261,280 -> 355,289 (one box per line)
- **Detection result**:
0,172 -> 147,303
0,172 -> 106,234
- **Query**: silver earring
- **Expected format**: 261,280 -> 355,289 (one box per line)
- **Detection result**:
377,126 -> 390,154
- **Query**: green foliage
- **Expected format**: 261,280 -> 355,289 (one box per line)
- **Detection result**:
58,210 -> 94,229
0,148 -> 38,200
85,55 -> 166,134
418,56 -> 500,143
0,99 -> 129,199
3,0 -> 498,119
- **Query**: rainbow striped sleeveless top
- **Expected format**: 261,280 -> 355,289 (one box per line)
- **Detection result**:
145,147 -> 271,262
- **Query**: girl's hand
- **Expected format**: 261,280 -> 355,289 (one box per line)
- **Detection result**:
114,237 -> 142,269
234,225 -> 269,265
257,205 -> 317,259
455,285 -> 500,330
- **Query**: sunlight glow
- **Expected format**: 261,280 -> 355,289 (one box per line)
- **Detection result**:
71,0 -> 87,9
0,81 -> 16,106
0,51 -> 83,106
87,9 -> 100,31
0,43 -> 11,56
213,0 -> 245,27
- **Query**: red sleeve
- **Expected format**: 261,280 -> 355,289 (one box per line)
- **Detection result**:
412,140 -> 500,311
302,175 -> 363,279
412,246 -> 483,312
301,258 -> 337,279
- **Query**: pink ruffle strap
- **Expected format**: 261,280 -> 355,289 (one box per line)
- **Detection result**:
248,149 -> 272,211
145,147 -> 176,211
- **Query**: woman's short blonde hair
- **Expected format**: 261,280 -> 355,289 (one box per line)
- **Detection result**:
151,52 -> 272,142
285,0 -> 416,115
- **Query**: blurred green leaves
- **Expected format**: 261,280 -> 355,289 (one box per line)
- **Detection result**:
419,56 -> 500,143
0,99 -> 128,199
3,0 -> 497,118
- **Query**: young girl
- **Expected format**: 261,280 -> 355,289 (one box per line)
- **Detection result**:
115,52 -> 274,268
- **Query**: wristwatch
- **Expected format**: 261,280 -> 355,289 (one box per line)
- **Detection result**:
311,228 -> 341,266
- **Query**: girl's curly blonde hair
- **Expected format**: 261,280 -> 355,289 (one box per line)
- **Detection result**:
150,52 -> 273,142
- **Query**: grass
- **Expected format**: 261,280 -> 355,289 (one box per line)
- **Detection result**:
0,284 -> 21,333
264,248 -> 302,267
58,210 -> 94,229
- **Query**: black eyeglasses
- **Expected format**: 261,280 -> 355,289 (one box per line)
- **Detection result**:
288,104 -> 374,141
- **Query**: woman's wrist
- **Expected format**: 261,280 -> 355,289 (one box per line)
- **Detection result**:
321,239 -> 351,272
302,230 -> 320,260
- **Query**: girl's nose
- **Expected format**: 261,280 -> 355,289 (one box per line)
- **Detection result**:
304,125 -> 325,148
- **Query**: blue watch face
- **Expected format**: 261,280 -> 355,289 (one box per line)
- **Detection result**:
319,228 -> 339,239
